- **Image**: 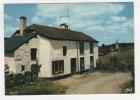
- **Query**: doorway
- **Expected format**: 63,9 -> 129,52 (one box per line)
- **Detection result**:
71,58 -> 77,74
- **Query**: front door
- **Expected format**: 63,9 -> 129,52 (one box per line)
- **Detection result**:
71,58 -> 76,74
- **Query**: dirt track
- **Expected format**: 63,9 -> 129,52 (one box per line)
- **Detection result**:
55,72 -> 131,94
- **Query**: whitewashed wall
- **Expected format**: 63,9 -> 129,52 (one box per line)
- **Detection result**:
8,35 -> 40,73
5,35 -> 98,78
5,53 -> 16,73
93,43 -> 99,67
14,43 -> 30,73
37,36 -> 51,77
49,39 -> 78,77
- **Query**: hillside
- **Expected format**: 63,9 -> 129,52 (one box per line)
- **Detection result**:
99,43 -> 134,56
97,44 -> 134,73
99,49 -> 134,65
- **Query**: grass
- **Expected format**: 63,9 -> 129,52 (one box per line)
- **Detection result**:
121,79 -> 135,93
6,78 -> 67,95
99,50 -> 134,64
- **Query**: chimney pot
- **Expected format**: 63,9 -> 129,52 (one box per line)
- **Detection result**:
59,23 -> 69,30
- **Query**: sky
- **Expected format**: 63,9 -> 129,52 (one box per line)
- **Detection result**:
4,2 -> 134,45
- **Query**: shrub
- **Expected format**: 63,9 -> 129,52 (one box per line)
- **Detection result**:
5,71 -> 37,89
6,79 -> 67,95
24,71 -> 36,82
97,55 -> 134,72
14,73 -> 25,86
5,73 -> 15,88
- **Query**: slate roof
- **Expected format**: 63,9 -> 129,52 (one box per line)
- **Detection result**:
5,24 -> 98,52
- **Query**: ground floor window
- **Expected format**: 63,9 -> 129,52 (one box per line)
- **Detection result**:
80,57 -> 85,70
90,56 -> 94,67
5,64 -> 9,74
52,60 -> 64,75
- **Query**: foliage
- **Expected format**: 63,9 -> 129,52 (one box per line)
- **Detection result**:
97,55 -> 133,72
6,79 -> 67,95
121,79 -> 135,93
5,71 -> 36,88
5,71 -> 67,95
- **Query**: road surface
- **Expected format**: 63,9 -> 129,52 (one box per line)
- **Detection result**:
55,72 -> 131,94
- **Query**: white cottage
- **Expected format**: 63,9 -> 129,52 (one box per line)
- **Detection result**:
5,16 -> 99,78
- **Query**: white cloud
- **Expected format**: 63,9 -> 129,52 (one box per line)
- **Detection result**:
4,14 -> 11,20
5,25 -> 18,37
32,3 -> 125,26
36,4 -> 67,18
110,16 -> 127,22
30,3 -> 133,44
122,19 -> 134,29
32,16 -> 45,24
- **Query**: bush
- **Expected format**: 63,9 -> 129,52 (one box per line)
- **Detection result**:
14,73 -> 25,86
5,74 -> 15,88
5,71 -> 36,89
24,71 -> 36,83
6,79 -> 67,95
97,56 -> 132,72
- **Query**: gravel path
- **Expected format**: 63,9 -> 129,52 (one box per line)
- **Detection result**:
55,72 -> 131,94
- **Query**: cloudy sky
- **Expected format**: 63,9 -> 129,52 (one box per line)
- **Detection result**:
4,3 -> 134,45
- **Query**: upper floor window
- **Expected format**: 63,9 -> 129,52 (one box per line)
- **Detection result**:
90,42 -> 93,53
79,42 -> 84,54
31,48 -> 37,60
21,65 -> 25,72
63,46 -> 67,56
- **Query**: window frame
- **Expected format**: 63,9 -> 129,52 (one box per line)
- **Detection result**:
31,48 -> 37,60
79,42 -> 84,54
90,42 -> 94,53
21,65 -> 25,72
90,56 -> 94,67
80,57 -> 85,70
63,46 -> 67,56
52,60 -> 64,75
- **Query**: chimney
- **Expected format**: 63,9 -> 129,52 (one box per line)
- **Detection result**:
20,16 -> 27,36
59,23 -> 69,30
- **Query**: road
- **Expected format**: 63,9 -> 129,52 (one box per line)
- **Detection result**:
55,72 -> 131,94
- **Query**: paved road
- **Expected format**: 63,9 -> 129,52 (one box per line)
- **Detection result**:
57,72 -> 131,94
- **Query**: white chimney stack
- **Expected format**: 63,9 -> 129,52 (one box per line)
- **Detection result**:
20,16 -> 27,36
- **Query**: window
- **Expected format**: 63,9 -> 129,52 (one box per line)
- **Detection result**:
31,48 -> 37,60
79,42 -> 84,54
63,46 -> 67,56
52,60 -> 64,75
5,64 -> 9,74
90,42 -> 93,53
5,64 -> 9,70
21,65 -> 25,72
90,56 -> 94,67
80,57 -> 85,70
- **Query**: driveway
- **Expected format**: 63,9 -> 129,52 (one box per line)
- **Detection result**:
55,72 -> 131,94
